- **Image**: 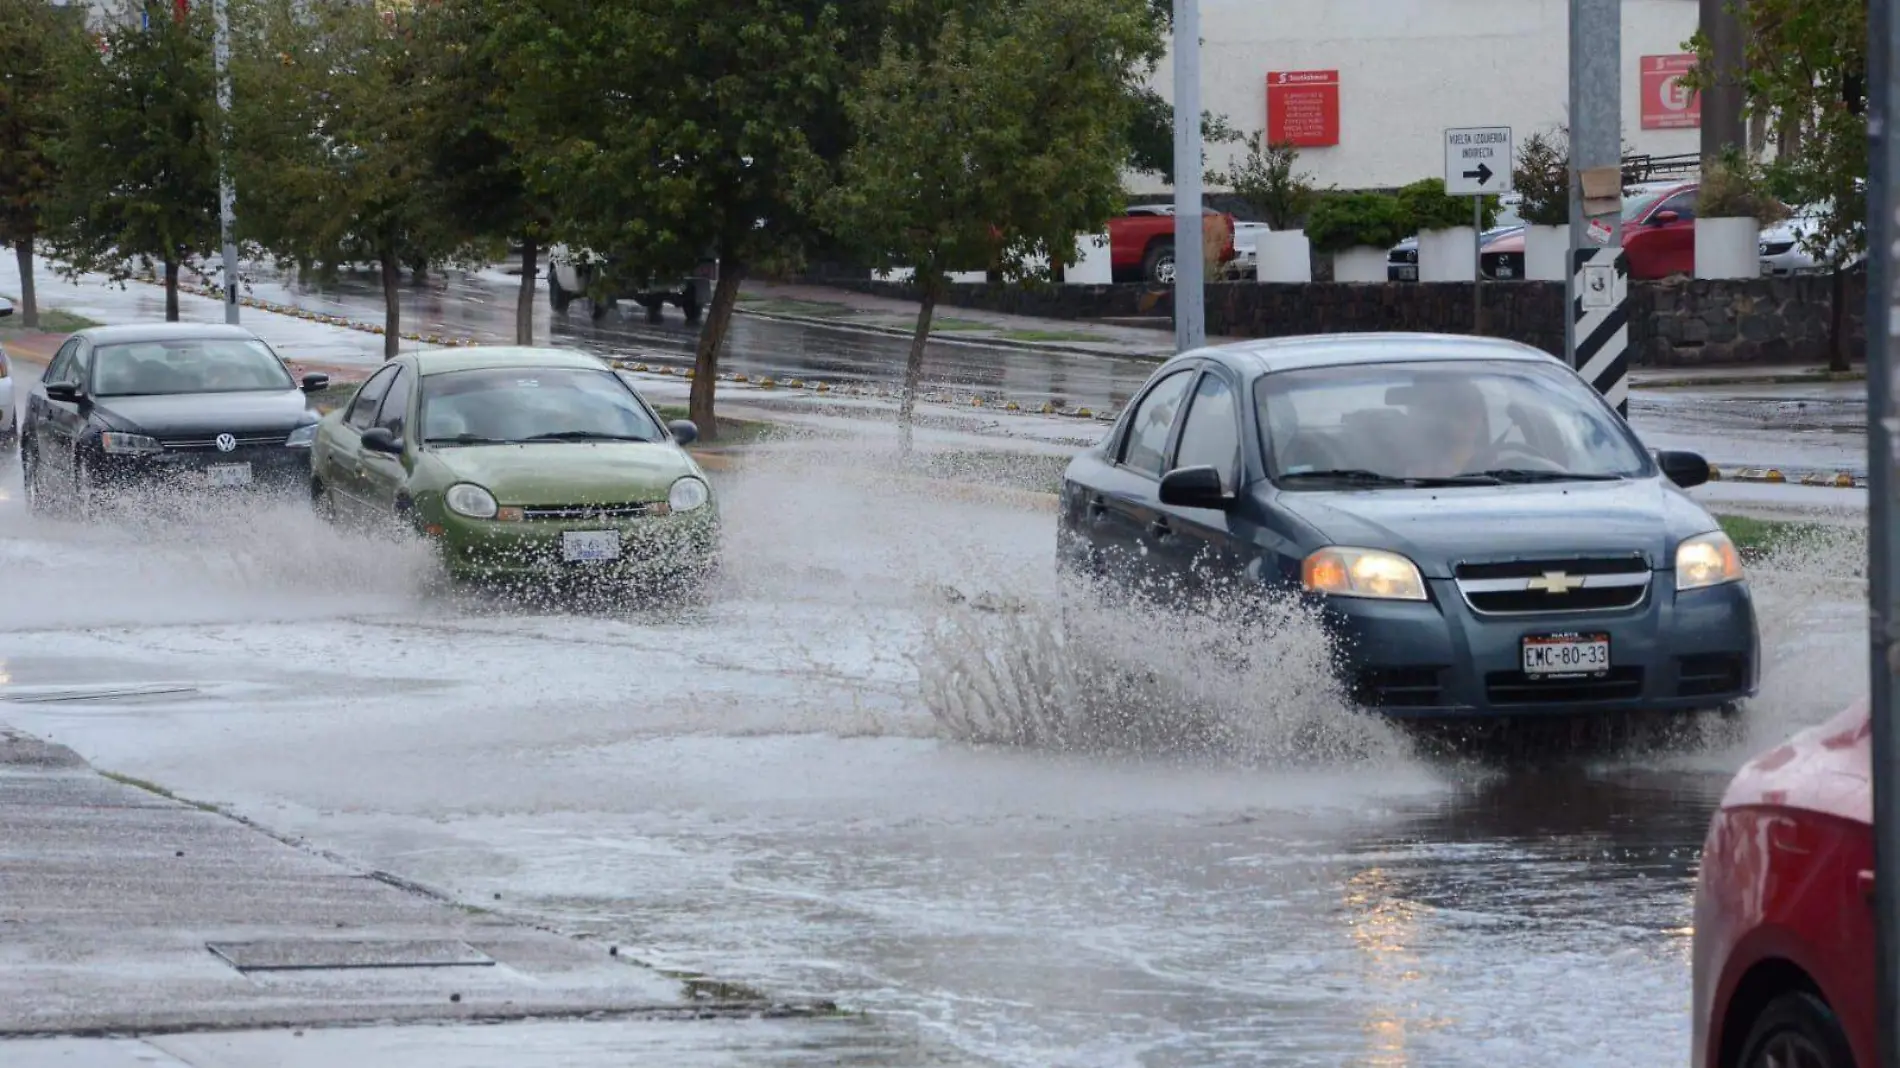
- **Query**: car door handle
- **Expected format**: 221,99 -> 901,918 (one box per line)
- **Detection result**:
1149,517 -> 1173,540
1087,496 -> 1109,522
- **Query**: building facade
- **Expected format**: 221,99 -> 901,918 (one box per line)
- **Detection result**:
1137,0 -> 1703,193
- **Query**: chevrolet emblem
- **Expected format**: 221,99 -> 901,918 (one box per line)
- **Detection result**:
1527,571 -> 1585,594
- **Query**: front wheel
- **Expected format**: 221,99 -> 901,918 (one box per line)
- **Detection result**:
548,272 -> 573,313
22,446 -> 50,515
1736,992 -> 1855,1068
1143,240 -> 1176,284
643,299 -> 664,324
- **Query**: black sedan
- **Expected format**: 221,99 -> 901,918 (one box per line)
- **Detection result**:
1057,333 -> 1759,719
22,323 -> 331,515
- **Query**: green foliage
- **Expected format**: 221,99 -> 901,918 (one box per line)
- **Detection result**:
42,0 -> 223,312
1208,133 -> 1316,230
1124,87 -> 1242,178
0,0 -> 82,252
1397,178 -> 1498,233
1513,130 -> 1570,227
1306,192 -> 1409,253
1698,146 -> 1786,221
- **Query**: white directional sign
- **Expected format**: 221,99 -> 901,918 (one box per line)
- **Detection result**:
1444,126 -> 1514,196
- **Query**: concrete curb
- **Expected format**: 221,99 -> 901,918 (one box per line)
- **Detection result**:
733,307 -> 1171,362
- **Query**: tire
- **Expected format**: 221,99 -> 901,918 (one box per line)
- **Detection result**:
311,478 -> 339,523
548,272 -> 572,313
1735,991 -> 1855,1068
682,295 -> 702,325
1143,240 -> 1176,284
73,458 -> 100,521
643,300 -> 664,324
591,294 -> 616,321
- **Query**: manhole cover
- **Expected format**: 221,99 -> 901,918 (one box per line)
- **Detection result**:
206,939 -> 495,972
3,684 -> 201,705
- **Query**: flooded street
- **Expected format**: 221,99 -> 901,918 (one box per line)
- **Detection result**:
0,401 -> 1866,1067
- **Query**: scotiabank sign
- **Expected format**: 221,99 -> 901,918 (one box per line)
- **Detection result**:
1641,54 -> 1701,130
1266,70 -> 1340,148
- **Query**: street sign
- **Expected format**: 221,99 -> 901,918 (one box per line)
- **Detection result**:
1444,127 -> 1514,196
1571,247 -> 1629,415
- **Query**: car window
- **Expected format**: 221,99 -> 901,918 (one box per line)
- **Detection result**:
44,339 -> 79,385
1255,359 -> 1652,486
1658,190 -> 1698,221
1172,373 -> 1241,492
418,367 -> 665,444
345,365 -> 400,430
1620,190 -> 1669,222
1119,369 -> 1194,478
89,338 -> 292,397
374,367 -> 413,437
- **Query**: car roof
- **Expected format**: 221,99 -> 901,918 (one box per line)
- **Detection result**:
1177,333 -> 1565,377
76,322 -> 266,345
410,346 -> 611,376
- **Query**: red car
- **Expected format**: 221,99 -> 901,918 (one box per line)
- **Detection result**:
1692,698 -> 1872,1068
1475,181 -> 1701,281
1110,206 -> 1237,284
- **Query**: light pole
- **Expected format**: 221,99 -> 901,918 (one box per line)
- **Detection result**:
1170,0 -> 1205,353
212,0 -> 239,325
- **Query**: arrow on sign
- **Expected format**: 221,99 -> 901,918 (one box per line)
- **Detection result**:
1462,163 -> 1494,186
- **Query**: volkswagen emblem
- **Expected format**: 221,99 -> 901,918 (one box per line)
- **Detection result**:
214,433 -> 237,453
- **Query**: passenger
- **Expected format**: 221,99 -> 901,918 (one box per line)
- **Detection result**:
1402,378 -> 1491,478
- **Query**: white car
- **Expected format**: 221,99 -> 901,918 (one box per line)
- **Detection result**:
1759,205 -> 1862,275
0,298 -> 16,451
545,245 -> 712,325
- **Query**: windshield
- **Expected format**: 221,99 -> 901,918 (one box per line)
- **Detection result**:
419,367 -> 665,445
1256,359 -> 1652,487
1493,200 -> 1523,230
1621,189 -> 1669,221
91,339 -> 295,397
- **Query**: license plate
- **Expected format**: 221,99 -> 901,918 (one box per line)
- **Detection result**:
205,463 -> 252,488
1396,266 -> 1418,281
1496,265 -> 1516,278
1522,633 -> 1610,677
562,530 -> 621,563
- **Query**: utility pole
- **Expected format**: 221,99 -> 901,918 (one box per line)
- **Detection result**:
213,0 -> 239,325
1697,0 -> 1748,160
1866,0 -> 1900,1060
1170,0 -> 1206,353
1564,0 -> 1630,416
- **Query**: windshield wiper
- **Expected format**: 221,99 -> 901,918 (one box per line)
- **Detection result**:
1278,468 -> 1501,488
425,433 -> 511,445
521,431 -> 654,443
1461,468 -> 1624,483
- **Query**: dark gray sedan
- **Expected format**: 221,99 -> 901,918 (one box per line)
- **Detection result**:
1056,333 -> 1759,719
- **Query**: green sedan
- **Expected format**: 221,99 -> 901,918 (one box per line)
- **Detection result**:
311,347 -> 719,589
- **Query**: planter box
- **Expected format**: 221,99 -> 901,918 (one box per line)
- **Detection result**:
1333,246 -> 1387,283
1418,227 -> 1477,282
1524,225 -> 1568,281
1068,232 -> 1113,284
1695,217 -> 1759,280
1255,230 -> 1312,283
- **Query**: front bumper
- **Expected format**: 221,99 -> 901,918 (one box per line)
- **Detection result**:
1330,575 -> 1759,718
428,505 -> 721,583
85,442 -> 312,496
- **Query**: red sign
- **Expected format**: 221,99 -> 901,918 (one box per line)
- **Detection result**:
1641,54 -> 1701,130
1266,70 -> 1340,148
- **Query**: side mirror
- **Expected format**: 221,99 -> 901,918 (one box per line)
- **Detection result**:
668,419 -> 699,446
1657,449 -> 1711,489
1158,465 -> 1233,509
1651,210 -> 1681,226
301,372 -> 330,393
360,426 -> 404,454
44,382 -> 81,404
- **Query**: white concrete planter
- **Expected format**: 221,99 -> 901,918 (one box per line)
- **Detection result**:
1523,224 -> 1569,281
1695,217 -> 1759,279
1418,227 -> 1477,282
1254,230 -> 1312,283
1332,246 -> 1387,283
1068,232 -> 1113,284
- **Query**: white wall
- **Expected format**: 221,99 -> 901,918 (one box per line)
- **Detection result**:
1137,0 -> 1701,193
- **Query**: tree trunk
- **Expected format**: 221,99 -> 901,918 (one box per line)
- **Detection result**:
14,240 -> 39,330
690,255 -> 745,442
379,250 -> 401,360
1828,265 -> 1850,373
515,235 -> 538,345
897,276 -> 939,457
163,258 -> 181,322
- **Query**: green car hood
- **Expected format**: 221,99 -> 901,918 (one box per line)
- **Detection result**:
430,442 -> 701,506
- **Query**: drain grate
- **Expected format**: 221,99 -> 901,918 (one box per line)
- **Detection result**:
3,684 -> 202,705
206,939 -> 496,972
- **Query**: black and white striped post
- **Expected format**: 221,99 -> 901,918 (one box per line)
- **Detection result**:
1570,246 -> 1629,416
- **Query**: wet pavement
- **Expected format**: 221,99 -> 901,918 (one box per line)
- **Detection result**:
0,390 -> 1868,1067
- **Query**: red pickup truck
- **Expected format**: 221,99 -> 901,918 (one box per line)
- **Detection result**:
1111,206 -> 1237,283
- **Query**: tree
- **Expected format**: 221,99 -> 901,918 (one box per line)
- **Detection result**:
1683,0 -> 1867,370
827,0 -> 1159,449
43,0 -> 222,321
1208,133 -> 1316,229
0,0 -> 82,329
231,0 -> 453,358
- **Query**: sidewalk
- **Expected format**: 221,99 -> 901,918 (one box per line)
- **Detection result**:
0,726 -> 968,1066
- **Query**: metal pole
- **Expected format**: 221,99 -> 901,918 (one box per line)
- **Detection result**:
213,0 -> 239,325
1170,0 -> 1206,352
1472,196 -> 1483,334
1867,0 -> 1900,1057
1565,0 -> 1623,366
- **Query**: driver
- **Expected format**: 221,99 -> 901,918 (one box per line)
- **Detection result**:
1402,378 -> 1490,478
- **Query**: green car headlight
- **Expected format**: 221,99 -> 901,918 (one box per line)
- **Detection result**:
668,476 -> 710,513
444,482 -> 499,519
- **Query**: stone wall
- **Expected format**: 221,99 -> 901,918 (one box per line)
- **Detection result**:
828,272 -> 1863,367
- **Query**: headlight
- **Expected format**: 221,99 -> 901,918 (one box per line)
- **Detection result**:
1677,531 -> 1744,590
1301,547 -> 1428,601
444,482 -> 498,519
100,431 -> 162,455
668,476 -> 710,513
285,424 -> 318,448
